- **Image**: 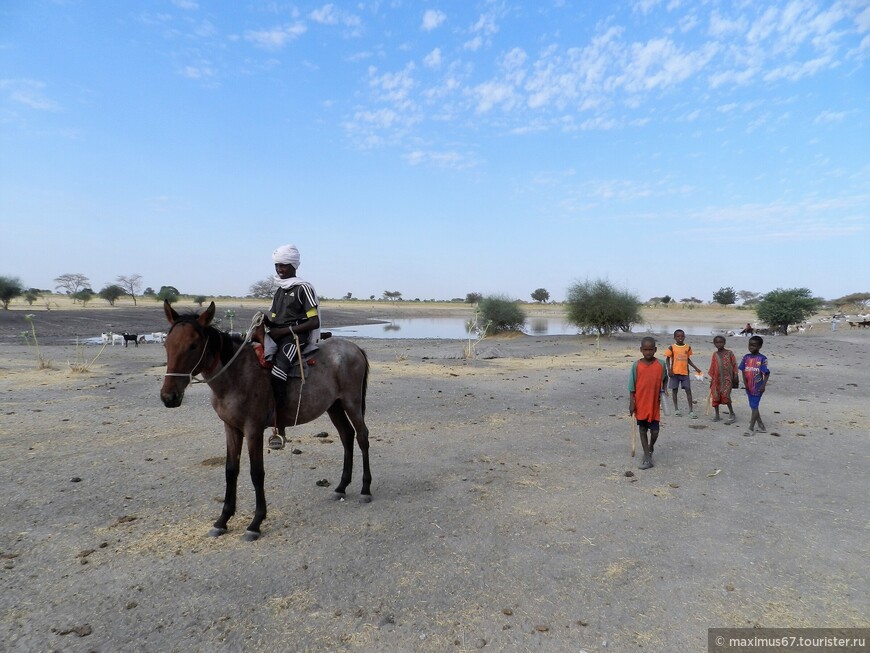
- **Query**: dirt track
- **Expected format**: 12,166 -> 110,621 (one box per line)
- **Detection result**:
0,306 -> 868,652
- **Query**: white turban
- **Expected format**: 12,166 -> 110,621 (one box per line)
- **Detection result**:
272,244 -> 300,268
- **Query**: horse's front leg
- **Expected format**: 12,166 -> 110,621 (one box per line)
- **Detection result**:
209,423 -> 243,537
242,426 -> 267,541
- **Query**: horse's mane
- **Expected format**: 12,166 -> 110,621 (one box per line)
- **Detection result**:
169,314 -> 244,365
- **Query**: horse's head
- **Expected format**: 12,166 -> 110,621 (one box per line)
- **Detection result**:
160,300 -> 216,408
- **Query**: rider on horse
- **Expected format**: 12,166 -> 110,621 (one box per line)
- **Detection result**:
264,244 -> 320,448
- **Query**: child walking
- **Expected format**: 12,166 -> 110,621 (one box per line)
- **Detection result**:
628,336 -> 668,470
738,335 -> 770,435
665,329 -> 703,419
708,335 -> 739,424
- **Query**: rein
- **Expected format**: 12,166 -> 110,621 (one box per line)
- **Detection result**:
164,312 -> 264,385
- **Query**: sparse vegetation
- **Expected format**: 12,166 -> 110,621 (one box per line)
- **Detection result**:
116,274 -> 142,305
157,286 -> 180,304
22,314 -> 52,369
479,295 -> 526,333
531,288 -> 550,303
566,279 -> 641,336
463,304 -> 492,359
68,338 -> 108,373
249,278 -> 276,299
0,276 -> 24,309
756,288 -> 818,334
54,273 -> 91,302
99,284 -> 126,306
713,287 -> 737,306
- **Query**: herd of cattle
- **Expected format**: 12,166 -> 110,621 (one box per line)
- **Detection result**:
100,331 -> 167,347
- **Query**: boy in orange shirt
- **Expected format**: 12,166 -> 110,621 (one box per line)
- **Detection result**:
665,329 -> 703,419
629,337 -> 668,469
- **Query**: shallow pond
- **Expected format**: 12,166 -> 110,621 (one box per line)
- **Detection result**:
328,317 -> 741,340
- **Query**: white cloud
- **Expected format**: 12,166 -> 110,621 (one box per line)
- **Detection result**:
470,81 -> 517,113
618,38 -> 718,93
310,4 -> 362,32
708,11 -> 747,37
423,48 -> 442,69
814,110 -> 847,124
179,63 -> 216,80
244,23 -> 307,49
171,0 -> 198,10
421,9 -> 446,32
633,0 -> 661,16
763,55 -> 832,81
368,63 -> 418,110
404,149 -> 473,169
310,4 -> 340,24
463,36 -> 483,51
0,79 -> 60,111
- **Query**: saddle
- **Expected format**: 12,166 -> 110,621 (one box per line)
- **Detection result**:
249,319 -> 331,375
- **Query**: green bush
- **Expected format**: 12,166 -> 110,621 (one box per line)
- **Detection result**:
479,295 -> 526,333
566,279 -> 641,335
756,288 -> 818,334
0,276 -> 24,309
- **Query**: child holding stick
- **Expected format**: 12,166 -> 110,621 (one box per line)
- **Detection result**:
628,336 -> 668,470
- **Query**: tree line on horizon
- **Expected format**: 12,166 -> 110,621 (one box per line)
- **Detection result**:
1,274 -> 868,335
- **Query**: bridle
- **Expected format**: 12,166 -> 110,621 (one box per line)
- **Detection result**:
163,313 -> 263,385
163,330 -> 215,385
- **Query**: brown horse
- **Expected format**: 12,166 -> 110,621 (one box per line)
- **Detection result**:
160,301 -> 372,541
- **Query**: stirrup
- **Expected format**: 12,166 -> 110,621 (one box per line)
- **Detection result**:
268,429 -> 285,450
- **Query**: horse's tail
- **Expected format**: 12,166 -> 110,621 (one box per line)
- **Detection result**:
360,347 -> 369,417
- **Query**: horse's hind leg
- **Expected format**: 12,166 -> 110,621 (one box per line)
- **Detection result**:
243,428 -> 267,541
211,425 -> 243,537
328,402 -> 372,503
327,404 -> 356,498
350,411 -> 372,502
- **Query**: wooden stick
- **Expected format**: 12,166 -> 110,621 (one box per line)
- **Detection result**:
631,421 -> 637,457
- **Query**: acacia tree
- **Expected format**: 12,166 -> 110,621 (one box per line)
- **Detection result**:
249,277 -> 276,299
24,288 -> 41,305
54,273 -> 91,302
157,286 -> 180,304
566,279 -> 641,335
0,276 -> 24,309
382,290 -> 402,301
713,287 -> 737,305
465,292 -> 483,304
479,295 -> 526,332
834,292 -> 870,309
531,288 -> 550,303
756,288 -> 818,334
98,284 -> 126,306
73,288 -> 95,306
116,274 -> 143,306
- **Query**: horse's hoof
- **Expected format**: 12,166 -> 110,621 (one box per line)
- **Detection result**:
242,530 -> 260,542
331,491 -> 346,502
359,494 -> 372,504
208,527 -> 228,538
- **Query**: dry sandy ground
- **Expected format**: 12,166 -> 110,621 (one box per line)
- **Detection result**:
0,302 -> 868,652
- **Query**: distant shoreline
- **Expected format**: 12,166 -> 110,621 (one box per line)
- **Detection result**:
2,294 -> 844,341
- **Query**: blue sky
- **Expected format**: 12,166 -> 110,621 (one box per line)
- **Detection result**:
1,1 -> 868,303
